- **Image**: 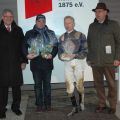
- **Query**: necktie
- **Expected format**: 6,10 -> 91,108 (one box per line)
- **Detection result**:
7,26 -> 10,32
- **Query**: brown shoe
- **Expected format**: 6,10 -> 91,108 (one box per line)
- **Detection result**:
47,106 -> 52,111
108,108 -> 116,114
36,106 -> 43,113
95,106 -> 106,113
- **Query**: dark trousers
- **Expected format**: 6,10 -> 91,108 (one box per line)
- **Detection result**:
32,69 -> 52,108
0,86 -> 21,113
92,66 -> 117,109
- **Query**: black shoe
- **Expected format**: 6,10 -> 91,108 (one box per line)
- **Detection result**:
0,113 -> 6,119
5,108 -> 7,112
11,109 -> 22,116
43,105 -> 52,112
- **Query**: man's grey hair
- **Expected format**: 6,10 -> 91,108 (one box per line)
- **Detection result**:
2,9 -> 14,16
64,16 -> 75,24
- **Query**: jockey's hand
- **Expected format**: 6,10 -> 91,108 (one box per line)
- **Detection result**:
62,53 -> 76,59
27,53 -> 37,60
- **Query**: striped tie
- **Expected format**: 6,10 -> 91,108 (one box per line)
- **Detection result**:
7,26 -> 10,32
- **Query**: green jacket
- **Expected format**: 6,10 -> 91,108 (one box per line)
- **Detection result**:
87,18 -> 120,66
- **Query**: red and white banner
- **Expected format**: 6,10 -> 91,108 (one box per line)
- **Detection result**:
25,0 -> 52,18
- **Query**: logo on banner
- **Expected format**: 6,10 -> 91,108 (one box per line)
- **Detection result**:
25,0 -> 52,18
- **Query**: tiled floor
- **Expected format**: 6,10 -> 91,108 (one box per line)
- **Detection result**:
25,88 -> 120,120
1,87 -> 120,120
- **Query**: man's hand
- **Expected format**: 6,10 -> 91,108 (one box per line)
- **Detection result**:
45,54 -> 52,59
21,63 -> 26,70
114,60 -> 120,66
27,53 -> 37,60
62,53 -> 76,59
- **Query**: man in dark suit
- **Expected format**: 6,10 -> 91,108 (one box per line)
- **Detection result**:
87,3 -> 120,114
0,9 -> 27,119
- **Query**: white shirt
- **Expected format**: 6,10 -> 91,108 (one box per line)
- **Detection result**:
5,25 -> 11,32
67,30 -> 74,34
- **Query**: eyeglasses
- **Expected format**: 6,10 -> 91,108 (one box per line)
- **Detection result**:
3,16 -> 13,18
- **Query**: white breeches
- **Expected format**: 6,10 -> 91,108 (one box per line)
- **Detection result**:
64,59 -> 86,95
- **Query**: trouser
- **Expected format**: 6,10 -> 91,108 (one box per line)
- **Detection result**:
64,59 -> 86,107
32,69 -> 52,108
70,86 -> 82,107
92,66 -> 117,109
0,86 -> 21,113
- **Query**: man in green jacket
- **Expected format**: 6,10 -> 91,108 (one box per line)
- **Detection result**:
87,3 -> 120,114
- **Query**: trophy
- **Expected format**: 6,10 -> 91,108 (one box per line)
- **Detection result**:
27,33 -> 57,59
28,37 -> 41,57
40,44 -> 53,58
59,38 -> 79,61
40,33 -> 57,58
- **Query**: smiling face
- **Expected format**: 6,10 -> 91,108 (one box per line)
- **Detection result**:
36,19 -> 46,29
64,17 -> 75,32
2,12 -> 14,26
95,9 -> 107,22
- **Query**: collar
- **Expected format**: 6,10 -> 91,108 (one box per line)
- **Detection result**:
98,21 -> 104,24
5,25 -> 12,31
94,15 -> 109,24
67,30 -> 74,34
